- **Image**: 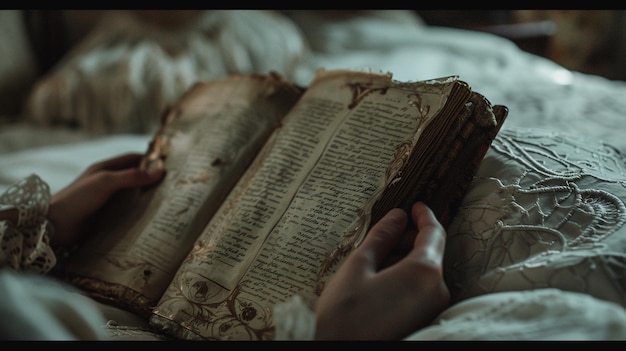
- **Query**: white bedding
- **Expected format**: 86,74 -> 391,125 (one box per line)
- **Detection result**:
2,10 -> 626,340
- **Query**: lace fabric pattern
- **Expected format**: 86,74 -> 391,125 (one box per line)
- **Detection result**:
445,127 -> 626,307
272,295 -> 316,340
0,174 -> 56,274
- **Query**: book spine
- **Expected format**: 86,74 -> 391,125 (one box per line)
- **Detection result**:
425,95 -> 508,228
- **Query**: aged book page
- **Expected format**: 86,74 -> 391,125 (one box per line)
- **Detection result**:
149,70 -> 479,340
64,73 -> 303,317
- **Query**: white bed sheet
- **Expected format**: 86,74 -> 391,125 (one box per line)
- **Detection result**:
0,131 -> 149,194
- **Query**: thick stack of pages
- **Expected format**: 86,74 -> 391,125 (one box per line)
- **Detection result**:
64,69 -> 507,340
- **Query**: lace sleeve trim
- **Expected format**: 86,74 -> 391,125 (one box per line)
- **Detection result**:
0,174 -> 56,274
272,295 -> 316,340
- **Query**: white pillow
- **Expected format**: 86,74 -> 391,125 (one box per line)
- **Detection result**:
446,126 -> 626,309
23,10 -> 309,134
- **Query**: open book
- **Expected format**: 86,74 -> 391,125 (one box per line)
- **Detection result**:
64,69 -> 508,340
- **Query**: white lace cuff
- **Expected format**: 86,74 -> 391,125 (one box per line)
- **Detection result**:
0,174 -> 56,274
273,295 -> 316,340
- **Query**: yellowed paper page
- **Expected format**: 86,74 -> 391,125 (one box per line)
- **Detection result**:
65,74 -> 302,315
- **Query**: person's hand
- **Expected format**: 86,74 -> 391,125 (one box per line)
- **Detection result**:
314,202 -> 451,340
48,153 -> 165,249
